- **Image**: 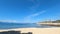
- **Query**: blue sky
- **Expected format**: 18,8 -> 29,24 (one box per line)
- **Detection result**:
0,0 -> 60,23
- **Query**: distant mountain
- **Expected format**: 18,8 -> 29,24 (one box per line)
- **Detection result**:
39,20 -> 60,23
52,20 -> 60,23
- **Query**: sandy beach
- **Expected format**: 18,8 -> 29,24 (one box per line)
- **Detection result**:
0,28 -> 60,34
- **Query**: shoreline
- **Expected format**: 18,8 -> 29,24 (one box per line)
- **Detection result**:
37,23 -> 60,26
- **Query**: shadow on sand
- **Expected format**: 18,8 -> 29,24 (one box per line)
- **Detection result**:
0,30 -> 32,34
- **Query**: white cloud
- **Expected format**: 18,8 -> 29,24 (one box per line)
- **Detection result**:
27,0 -> 40,11
27,0 -> 40,3
27,11 -> 46,17
27,0 -> 35,3
23,11 -> 46,23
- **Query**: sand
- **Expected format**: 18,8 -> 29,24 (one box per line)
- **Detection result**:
0,28 -> 60,34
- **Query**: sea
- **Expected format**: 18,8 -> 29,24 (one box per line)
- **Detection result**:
0,22 -> 59,29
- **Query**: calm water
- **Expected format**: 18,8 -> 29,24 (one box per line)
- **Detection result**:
0,22 -> 59,29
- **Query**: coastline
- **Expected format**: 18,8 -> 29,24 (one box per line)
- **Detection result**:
0,28 -> 60,34
37,23 -> 60,26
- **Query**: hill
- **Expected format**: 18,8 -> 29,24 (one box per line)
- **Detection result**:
39,20 -> 60,23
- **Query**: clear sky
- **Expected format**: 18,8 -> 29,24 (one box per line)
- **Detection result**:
0,0 -> 60,23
